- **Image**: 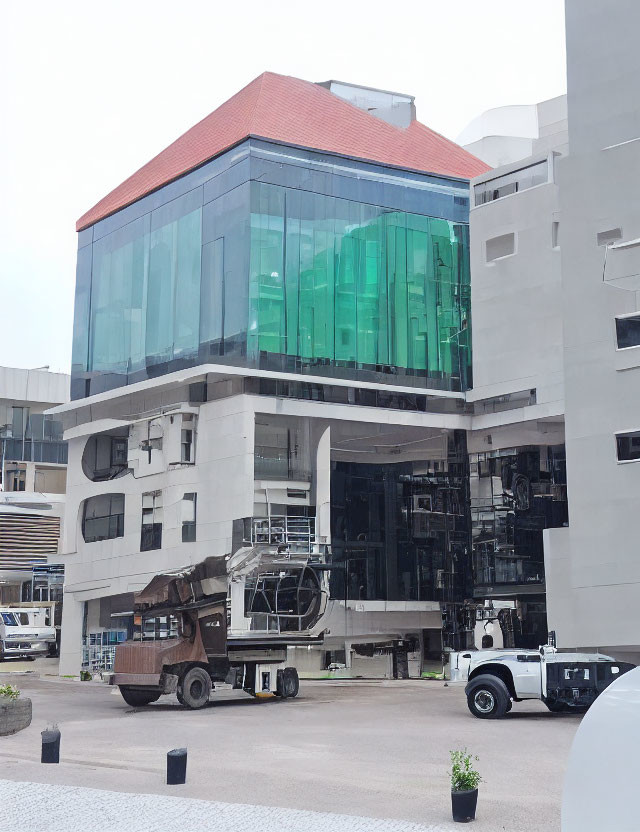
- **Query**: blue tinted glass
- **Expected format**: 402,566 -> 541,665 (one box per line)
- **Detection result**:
72,144 -> 470,397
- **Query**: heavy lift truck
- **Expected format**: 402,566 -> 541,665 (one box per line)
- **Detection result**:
111,546 -> 329,708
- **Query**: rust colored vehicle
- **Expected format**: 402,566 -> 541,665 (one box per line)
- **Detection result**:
111,547 -> 328,708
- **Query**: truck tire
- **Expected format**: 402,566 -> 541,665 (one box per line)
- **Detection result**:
178,667 -> 212,709
466,674 -> 510,719
282,667 -> 299,699
119,687 -> 161,707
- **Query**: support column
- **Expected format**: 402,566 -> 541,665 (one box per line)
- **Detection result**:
58,592 -> 84,677
314,426 -> 331,545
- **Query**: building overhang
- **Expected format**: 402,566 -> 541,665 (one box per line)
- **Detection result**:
48,363 -> 465,420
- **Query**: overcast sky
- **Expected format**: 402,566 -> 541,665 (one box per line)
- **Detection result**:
0,0 -> 566,375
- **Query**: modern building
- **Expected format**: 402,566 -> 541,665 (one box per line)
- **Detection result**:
53,3 -> 640,678
54,72 -> 494,677
0,366 -> 68,604
544,0 -> 640,664
461,95 -> 569,646
465,0 -> 640,663
458,95 -> 567,169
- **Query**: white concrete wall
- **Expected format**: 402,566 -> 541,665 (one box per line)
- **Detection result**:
59,393 -> 255,674
468,155 -> 564,412
545,0 -> 640,657
0,366 -> 69,407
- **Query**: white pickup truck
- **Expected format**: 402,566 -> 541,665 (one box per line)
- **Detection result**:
449,646 -> 635,718
0,609 -> 57,660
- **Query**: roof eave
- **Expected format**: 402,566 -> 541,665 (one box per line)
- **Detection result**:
76,136 -> 477,233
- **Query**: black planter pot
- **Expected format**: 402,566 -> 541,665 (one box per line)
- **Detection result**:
451,788 -> 478,823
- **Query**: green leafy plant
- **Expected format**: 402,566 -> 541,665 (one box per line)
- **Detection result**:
0,684 -> 20,701
450,749 -> 482,792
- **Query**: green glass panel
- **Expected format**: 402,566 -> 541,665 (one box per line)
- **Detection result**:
248,182 -> 471,390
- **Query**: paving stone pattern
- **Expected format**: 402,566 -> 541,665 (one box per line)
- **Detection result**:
0,779 -> 454,832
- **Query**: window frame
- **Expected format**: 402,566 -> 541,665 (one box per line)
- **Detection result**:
614,311 -> 640,351
82,494 -> 125,543
141,490 -> 163,551
615,429 -> 640,464
181,492 -> 197,543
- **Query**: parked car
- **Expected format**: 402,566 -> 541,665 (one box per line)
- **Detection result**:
0,609 -> 57,660
449,646 -> 635,718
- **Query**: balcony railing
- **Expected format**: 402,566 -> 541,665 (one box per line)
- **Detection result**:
254,454 -> 311,481
250,515 -> 316,553
1,437 -> 68,465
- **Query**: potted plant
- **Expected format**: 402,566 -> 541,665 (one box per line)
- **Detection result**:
0,684 -> 32,736
449,748 -> 482,823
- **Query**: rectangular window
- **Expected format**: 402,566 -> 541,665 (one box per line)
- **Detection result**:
616,431 -> 640,462
180,414 -> 196,463
82,494 -> 125,543
141,490 -> 163,551
181,429 -> 193,463
474,160 -> 548,206
616,314 -> 640,349
111,437 -> 128,466
11,407 -> 29,440
597,228 -> 622,247
552,221 -> 560,249
254,422 -> 290,479
181,493 -> 197,543
486,233 -> 515,262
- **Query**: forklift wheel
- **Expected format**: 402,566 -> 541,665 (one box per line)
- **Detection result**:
282,667 -> 299,699
177,666 -> 212,709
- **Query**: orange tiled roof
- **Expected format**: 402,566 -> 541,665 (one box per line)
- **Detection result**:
77,72 -> 489,231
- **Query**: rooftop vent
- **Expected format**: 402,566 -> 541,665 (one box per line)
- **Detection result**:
317,80 -> 416,128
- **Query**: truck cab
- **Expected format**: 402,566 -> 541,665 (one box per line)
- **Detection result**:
0,608 -> 57,660
449,646 -> 635,718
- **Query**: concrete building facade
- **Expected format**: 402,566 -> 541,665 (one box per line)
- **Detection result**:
57,5 -> 640,676
465,0 -> 640,663
55,73 -> 491,677
0,366 -> 68,605
544,0 -> 640,663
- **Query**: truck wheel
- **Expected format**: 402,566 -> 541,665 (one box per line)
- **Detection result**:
282,667 -> 299,699
466,675 -> 510,719
546,701 -> 566,713
178,667 -> 212,709
119,687 -> 161,707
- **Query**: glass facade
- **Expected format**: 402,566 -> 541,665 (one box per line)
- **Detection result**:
470,445 -> 568,591
330,431 -> 471,603
249,184 -> 470,388
0,406 -> 67,467
72,140 -> 472,398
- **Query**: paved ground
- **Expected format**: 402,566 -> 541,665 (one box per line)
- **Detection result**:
0,672 -> 582,831
0,656 -> 60,675
0,780 -> 452,832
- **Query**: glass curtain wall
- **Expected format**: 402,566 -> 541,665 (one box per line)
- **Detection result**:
249,182 -> 471,390
88,194 -> 202,378
470,445 -> 568,590
330,431 -> 471,603
73,171 -> 471,395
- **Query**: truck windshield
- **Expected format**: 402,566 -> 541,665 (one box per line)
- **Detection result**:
1,613 -> 18,626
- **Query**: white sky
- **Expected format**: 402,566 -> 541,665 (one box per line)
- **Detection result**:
0,0 -> 566,374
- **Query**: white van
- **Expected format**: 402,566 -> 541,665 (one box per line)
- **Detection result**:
0,608 -> 56,660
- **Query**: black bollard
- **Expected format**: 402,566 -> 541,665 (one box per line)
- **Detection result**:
167,748 -> 187,784
41,729 -> 61,764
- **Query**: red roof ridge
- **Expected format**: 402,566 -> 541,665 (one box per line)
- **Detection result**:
76,71 -> 490,231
